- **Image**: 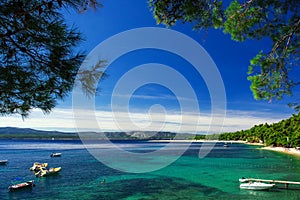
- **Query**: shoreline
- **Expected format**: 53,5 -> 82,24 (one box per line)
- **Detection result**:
147,139 -> 248,143
261,146 -> 300,157
2,137 -> 300,156
148,140 -> 300,157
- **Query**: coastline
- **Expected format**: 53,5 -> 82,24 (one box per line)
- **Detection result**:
261,146 -> 300,157
147,139 -> 248,143
148,140 -> 300,157
2,137 -> 300,157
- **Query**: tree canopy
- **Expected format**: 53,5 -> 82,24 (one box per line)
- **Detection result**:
2,0 -> 299,118
219,112 -> 300,147
0,0 -> 103,117
149,0 -> 300,110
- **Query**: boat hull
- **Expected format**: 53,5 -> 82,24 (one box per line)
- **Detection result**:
240,182 -> 275,190
36,167 -> 62,177
50,153 -> 62,157
8,180 -> 35,192
0,160 -> 8,165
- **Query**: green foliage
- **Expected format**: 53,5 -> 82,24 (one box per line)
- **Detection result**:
195,134 -> 206,140
0,0 -> 104,117
224,0 -> 263,41
219,112 -> 300,147
149,0 -> 300,109
76,60 -> 107,97
149,0 -> 224,29
208,134 -> 221,140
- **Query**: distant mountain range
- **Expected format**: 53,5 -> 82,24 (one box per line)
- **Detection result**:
0,127 -> 196,140
0,127 -> 78,139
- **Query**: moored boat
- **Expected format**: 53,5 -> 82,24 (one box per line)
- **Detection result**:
8,180 -> 35,192
239,177 -> 249,183
240,182 -> 275,190
35,167 -> 62,177
50,153 -> 62,157
30,162 -> 48,171
0,160 -> 8,165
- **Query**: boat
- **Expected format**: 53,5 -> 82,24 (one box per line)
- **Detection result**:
239,177 -> 249,183
222,142 -> 229,147
50,153 -> 62,157
49,167 -> 62,173
0,160 -> 8,165
8,180 -> 35,192
240,182 -> 275,190
30,162 -> 48,171
35,167 -> 62,177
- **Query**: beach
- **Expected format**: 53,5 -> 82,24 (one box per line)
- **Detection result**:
147,139 -> 248,143
261,146 -> 300,156
148,139 -> 300,157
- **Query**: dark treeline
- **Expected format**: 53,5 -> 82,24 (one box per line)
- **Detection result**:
219,112 -> 300,147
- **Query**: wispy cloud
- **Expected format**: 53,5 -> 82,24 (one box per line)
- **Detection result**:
0,106 -> 290,134
111,93 -> 197,103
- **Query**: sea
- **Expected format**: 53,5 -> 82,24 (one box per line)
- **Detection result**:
1,140 -> 300,200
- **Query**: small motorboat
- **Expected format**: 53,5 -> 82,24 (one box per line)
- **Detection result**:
8,180 -> 35,192
0,160 -> 8,165
240,182 -> 275,190
30,162 -> 48,171
49,167 -> 62,173
35,167 -> 62,177
50,153 -> 62,157
239,177 -> 249,183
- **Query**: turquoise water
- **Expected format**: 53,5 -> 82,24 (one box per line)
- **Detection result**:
1,140 -> 300,199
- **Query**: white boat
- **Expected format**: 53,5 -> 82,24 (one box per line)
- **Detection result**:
0,160 -> 8,165
50,153 -> 62,157
240,182 -> 275,190
239,178 -> 249,183
35,167 -> 62,177
8,180 -> 35,192
30,162 -> 48,171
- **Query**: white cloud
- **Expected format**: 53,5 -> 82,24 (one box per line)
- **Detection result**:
0,107 -> 289,134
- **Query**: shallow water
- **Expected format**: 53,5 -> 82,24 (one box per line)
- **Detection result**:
1,140 -> 300,199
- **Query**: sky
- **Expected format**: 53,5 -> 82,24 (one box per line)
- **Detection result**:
1,0 -> 298,134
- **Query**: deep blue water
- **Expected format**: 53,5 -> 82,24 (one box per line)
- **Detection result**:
1,140 -> 300,200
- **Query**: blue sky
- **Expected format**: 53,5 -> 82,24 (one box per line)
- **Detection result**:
1,0 -> 298,133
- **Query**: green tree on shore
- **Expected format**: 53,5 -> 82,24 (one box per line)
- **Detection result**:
219,112 -> 300,147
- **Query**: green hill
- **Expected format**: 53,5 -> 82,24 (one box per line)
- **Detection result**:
219,112 -> 300,147
0,127 -> 198,140
0,127 -> 78,139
